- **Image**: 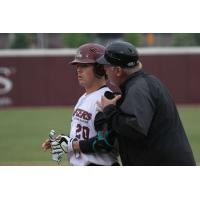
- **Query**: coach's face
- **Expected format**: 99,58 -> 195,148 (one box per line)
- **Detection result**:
104,65 -> 121,87
76,64 -> 96,88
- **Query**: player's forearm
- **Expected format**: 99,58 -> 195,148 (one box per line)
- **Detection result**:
73,136 -> 114,154
72,140 -> 80,151
78,137 -> 96,153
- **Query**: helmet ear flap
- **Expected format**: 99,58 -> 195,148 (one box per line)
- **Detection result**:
93,63 -> 106,78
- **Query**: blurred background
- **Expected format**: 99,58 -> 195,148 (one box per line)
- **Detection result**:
0,33 -> 200,165
1,33 -> 200,48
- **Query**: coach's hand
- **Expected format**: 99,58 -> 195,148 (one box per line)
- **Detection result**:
96,94 -> 121,112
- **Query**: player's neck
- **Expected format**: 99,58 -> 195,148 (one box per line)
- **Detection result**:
85,79 -> 106,95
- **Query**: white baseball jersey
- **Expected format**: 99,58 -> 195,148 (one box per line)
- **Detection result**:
68,86 -> 118,166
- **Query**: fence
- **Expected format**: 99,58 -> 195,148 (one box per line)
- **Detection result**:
0,47 -> 200,107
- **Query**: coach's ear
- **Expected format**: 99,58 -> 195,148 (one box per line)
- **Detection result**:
115,66 -> 123,77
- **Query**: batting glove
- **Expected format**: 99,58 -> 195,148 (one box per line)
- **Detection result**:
58,135 -> 75,153
50,140 -> 63,162
49,130 -> 63,162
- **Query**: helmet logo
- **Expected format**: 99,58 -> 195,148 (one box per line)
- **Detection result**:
127,62 -> 135,67
89,47 -> 98,53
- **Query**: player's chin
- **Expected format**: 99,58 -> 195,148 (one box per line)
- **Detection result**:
78,80 -> 86,87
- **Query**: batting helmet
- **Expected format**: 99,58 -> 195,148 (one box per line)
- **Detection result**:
97,41 -> 139,68
70,43 -> 106,77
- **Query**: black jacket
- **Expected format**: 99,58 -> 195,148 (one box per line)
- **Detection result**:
103,70 -> 196,166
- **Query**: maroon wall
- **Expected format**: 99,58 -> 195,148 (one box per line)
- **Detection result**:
0,51 -> 200,107
141,54 -> 200,104
0,56 -> 84,107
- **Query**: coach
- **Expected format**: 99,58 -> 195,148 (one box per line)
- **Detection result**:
96,41 -> 196,166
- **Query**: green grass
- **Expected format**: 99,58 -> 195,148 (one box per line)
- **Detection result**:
177,106 -> 200,164
0,107 -> 73,165
0,106 -> 200,165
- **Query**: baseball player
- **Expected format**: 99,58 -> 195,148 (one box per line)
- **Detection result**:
42,43 -> 119,166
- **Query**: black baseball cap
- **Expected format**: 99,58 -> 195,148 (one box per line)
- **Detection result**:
97,41 -> 139,68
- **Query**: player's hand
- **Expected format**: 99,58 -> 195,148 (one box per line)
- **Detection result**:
57,135 -> 75,153
42,139 -> 51,151
96,94 -> 121,112
51,140 -> 64,157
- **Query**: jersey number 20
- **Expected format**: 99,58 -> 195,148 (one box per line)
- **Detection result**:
75,124 -> 90,140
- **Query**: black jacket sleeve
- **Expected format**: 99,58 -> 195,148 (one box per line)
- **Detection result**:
103,84 -> 156,141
